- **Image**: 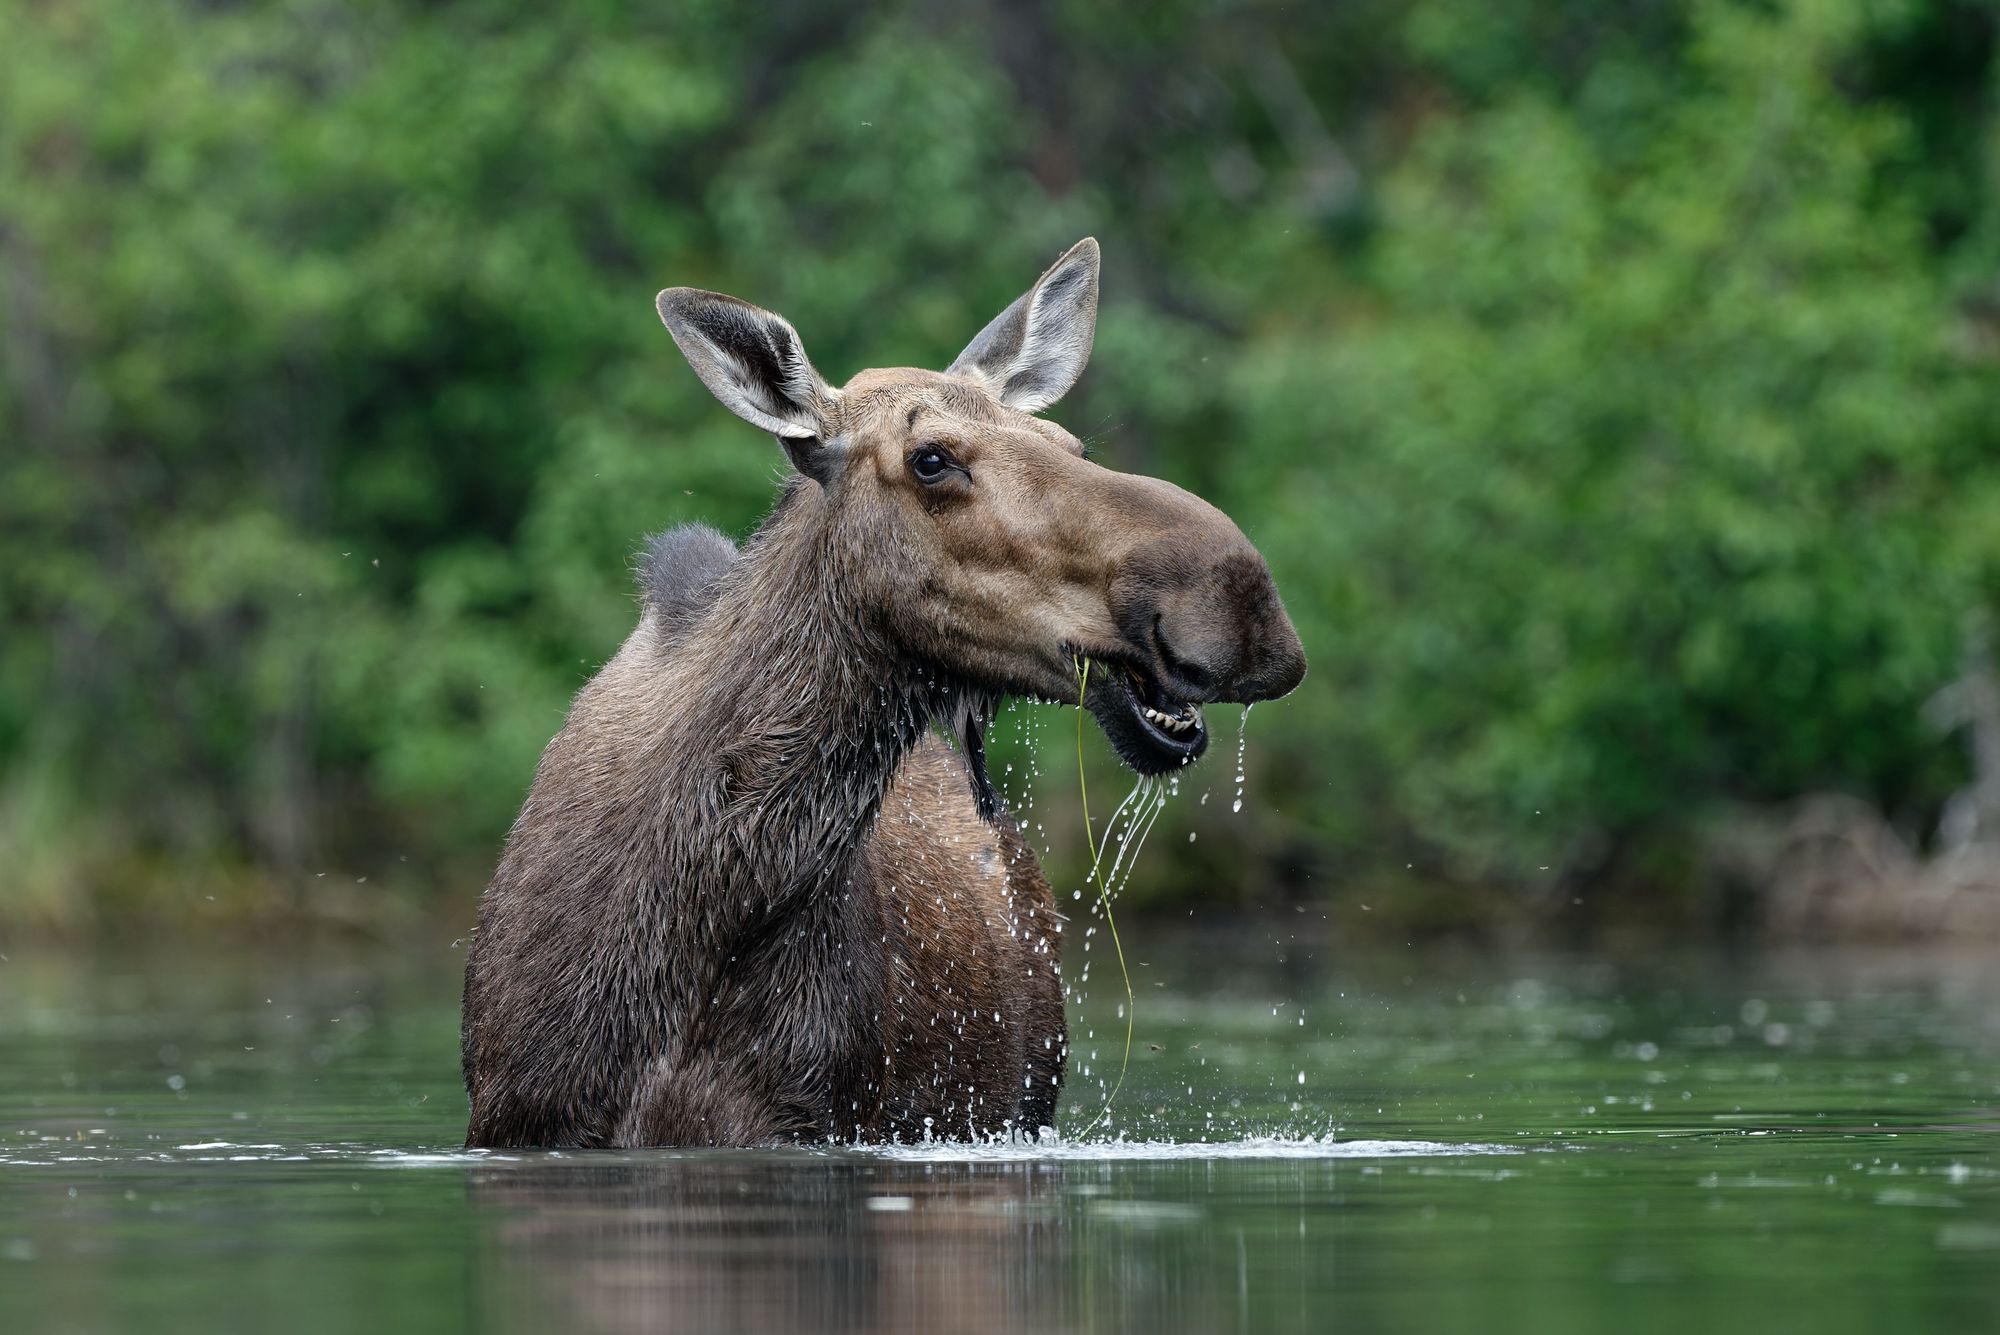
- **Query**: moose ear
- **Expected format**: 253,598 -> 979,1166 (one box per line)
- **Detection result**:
947,237 -> 1100,413
655,288 -> 840,442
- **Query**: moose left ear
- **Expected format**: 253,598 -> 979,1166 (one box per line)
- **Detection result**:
656,288 -> 841,442
947,238 -> 1099,413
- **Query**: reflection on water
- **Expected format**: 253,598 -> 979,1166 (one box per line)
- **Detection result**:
462,1141 -> 1538,1335
471,1156 -> 1067,1335
466,1137 -> 1517,1333
1,932 -> 1997,1333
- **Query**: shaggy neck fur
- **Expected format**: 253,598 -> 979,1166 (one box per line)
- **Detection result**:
523,484 -> 967,1028
467,480 -> 1018,1146
660,489 -> 938,930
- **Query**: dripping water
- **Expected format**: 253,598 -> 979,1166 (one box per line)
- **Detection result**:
1232,704 -> 1252,813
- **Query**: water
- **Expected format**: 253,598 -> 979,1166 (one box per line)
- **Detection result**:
3,930 -> 1996,1333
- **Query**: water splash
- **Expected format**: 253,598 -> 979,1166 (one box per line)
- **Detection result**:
859,1134 -> 1521,1164
1071,658 -> 1143,1138
1216,699 -> 1248,815
0,1134 -> 1523,1170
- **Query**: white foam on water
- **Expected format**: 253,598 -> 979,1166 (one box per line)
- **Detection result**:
4,1134 -> 1522,1169
857,1135 -> 1520,1164
362,1149 -> 511,1168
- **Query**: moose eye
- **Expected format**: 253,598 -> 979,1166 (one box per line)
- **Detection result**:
908,446 -> 957,483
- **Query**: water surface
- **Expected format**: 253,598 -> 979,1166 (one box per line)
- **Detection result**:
2,930 -> 1995,1333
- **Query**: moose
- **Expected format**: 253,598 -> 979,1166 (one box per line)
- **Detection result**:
461,240 -> 1305,1148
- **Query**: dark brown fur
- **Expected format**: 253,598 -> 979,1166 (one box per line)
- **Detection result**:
461,242 -> 1302,1147
463,486 -> 1065,1146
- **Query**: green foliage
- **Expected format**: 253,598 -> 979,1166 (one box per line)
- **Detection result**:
1,0 -> 1995,922
1228,0 -> 1999,885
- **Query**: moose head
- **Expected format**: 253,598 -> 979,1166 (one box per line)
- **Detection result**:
655,238 -> 1305,779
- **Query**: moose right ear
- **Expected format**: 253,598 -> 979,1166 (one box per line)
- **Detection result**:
656,288 -> 841,442
948,238 -> 1100,413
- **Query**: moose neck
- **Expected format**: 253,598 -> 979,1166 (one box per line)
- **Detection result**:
657,482 -> 949,915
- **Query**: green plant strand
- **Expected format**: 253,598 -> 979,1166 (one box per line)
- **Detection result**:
1071,656 -> 1133,1140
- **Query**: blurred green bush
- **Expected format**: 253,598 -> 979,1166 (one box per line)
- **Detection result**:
2,0 -> 1996,926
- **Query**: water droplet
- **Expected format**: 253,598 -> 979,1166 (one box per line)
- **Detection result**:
1231,705 -> 1251,813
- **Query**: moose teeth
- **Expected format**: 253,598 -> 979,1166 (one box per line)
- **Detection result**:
1142,705 -> 1200,734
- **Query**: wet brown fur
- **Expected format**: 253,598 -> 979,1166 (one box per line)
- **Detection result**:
461,246 -> 1303,1148
462,466 -> 1068,1147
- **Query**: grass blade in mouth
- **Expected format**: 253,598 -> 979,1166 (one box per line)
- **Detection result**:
1072,656 -> 1135,1140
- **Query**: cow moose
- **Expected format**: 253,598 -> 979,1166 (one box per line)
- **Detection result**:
461,239 -> 1305,1147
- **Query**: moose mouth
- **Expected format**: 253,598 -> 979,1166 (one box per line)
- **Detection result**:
1085,661 -> 1209,775
956,658 -> 1207,824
